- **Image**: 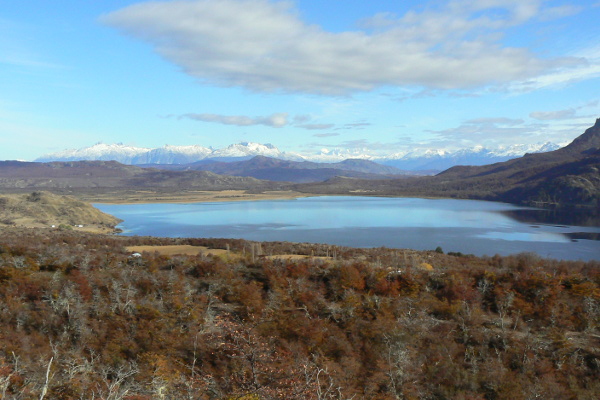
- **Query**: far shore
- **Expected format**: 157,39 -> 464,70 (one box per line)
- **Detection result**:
85,190 -> 317,205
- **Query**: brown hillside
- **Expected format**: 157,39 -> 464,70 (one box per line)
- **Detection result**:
0,191 -> 121,229
0,160 -> 283,192
0,230 -> 598,399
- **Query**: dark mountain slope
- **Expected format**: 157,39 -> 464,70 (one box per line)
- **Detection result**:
438,118 -> 600,180
0,160 -> 282,191
296,119 -> 600,209
146,155 -> 413,183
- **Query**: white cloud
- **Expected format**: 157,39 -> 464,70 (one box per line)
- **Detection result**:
102,0 -> 582,95
465,117 -> 524,125
530,109 -> 576,121
430,119 -> 536,145
428,113 -> 599,149
539,5 -> 583,21
313,133 -> 340,138
180,111 -> 339,129
181,112 -> 288,127
297,124 -> 335,130
509,63 -> 600,92
507,44 -> 600,92
341,122 -> 372,130
529,100 -> 599,121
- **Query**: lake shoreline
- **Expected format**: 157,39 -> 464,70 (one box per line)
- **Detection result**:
95,196 -> 600,262
88,189 -> 316,204
87,189 -> 499,207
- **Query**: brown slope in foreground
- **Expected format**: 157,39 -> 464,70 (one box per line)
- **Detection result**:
0,191 -> 121,229
0,229 -> 598,399
295,118 -> 600,209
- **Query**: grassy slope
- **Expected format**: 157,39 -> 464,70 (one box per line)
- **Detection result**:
0,191 -> 121,229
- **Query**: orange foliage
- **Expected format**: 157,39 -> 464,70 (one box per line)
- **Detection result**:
0,229 -> 598,398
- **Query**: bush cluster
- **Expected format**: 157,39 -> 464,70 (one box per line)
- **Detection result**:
0,229 -> 598,399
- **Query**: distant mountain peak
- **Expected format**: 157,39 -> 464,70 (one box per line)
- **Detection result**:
35,134 -> 573,171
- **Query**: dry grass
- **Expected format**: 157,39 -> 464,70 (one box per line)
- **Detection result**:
264,254 -> 333,261
0,191 -> 120,231
125,245 -> 230,257
125,245 -> 336,262
90,190 -> 314,204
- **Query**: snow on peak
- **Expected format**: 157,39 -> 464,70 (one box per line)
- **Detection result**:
36,143 -> 150,163
35,140 -> 565,168
304,148 -> 375,163
211,142 -> 284,158
37,142 -> 292,164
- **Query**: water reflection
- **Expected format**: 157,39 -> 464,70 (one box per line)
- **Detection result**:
95,196 -> 600,261
501,208 -> 600,228
566,232 -> 600,241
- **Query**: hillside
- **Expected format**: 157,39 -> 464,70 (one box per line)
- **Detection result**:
433,118 -> 600,207
0,191 -> 121,230
0,160 -> 283,192
296,119 -> 600,209
156,155 -> 414,182
0,229 -> 597,399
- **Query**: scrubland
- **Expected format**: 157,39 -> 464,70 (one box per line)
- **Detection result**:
0,229 -> 598,399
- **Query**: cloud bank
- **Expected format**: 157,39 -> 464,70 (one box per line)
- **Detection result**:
102,0 -> 585,95
181,112 -> 288,127
530,109 -> 576,121
181,112 -> 336,130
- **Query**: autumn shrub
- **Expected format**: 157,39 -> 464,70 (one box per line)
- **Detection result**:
0,229 -> 598,399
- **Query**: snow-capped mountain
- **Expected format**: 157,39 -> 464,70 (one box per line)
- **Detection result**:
208,142 -> 303,161
35,143 -> 150,164
36,142 -> 301,164
303,148 -> 375,163
35,141 -> 566,172
377,142 -> 564,171
132,145 -> 213,164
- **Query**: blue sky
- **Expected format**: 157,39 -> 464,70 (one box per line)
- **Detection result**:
1,0 -> 599,160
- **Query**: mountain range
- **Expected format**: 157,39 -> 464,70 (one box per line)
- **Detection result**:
35,141 -> 564,172
298,118 -> 600,209
35,142 -> 298,165
3,119 -> 598,209
141,156 -> 418,183
0,160 -> 282,192
379,142 -> 562,171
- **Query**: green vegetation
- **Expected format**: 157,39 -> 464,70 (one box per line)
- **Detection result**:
0,229 -> 598,399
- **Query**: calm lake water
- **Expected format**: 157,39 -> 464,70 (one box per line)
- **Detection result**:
95,196 -> 600,261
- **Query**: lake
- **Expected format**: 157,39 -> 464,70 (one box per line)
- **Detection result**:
95,196 -> 600,261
